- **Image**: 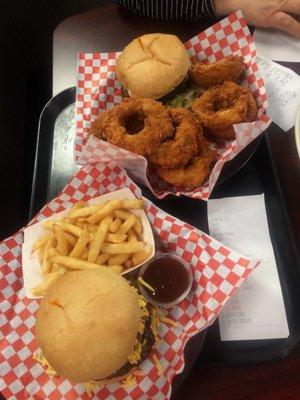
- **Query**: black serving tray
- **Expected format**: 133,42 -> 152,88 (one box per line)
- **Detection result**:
29,87 -> 300,367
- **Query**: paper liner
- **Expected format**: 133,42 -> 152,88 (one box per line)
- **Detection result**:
22,188 -> 155,299
75,11 -> 271,200
0,163 -> 260,399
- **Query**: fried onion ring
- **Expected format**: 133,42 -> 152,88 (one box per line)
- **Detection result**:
90,98 -> 173,156
148,108 -> 200,168
155,137 -> 215,189
192,81 -> 258,140
190,56 -> 244,89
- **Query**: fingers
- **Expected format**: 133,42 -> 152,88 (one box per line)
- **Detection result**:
270,11 -> 300,37
281,0 -> 300,17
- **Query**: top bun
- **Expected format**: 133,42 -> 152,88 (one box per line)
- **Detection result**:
35,269 -> 140,383
116,33 -> 191,100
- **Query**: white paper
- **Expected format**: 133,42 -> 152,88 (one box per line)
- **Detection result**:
22,188 -> 155,299
256,53 -> 300,132
207,194 -> 289,341
254,28 -> 300,62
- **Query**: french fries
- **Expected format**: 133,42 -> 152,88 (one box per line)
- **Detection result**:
96,253 -> 110,264
127,229 -> 138,243
31,234 -> 50,253
118,214 -> 136,234
54,225 -> 69,256
58,222 -> 82,238
69,200 -> 87,214
109,217 -> 122,233
133,218 -> 143,235
87,216 -> 113,262
48,255 -> 104,270
114,209 -> 131,220
106,233 -> 127,244
87,199 -> 122,224
30,271 -> 60,297
69,202 -> 107,219
30,197 -> 153,296
63,232 -> 77,246
69,225 -> 90,258
101,242 -> 145,254
121,199 -> 144,209
42,232 -> 56,274
107,253 -> 130,266
132,245 -> 153,266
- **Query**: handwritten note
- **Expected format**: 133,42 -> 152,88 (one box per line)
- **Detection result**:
256,53 -> 300,132
207,194 -> 289,341
254,28 -> 300,63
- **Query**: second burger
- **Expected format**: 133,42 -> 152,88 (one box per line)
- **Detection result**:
35,268 -> 157,385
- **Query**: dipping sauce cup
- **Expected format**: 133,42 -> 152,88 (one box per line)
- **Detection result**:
138,252 -> 193,308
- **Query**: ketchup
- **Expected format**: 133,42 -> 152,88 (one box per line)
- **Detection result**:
142,256 -> 190,304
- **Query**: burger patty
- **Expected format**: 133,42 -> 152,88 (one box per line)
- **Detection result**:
107,306 -> 155,379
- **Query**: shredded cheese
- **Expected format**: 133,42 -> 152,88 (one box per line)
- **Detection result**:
152,354 -> 163,376
128,341 -> 142,365
150,308 -> 160,341
85,381 -> 98,398
153,305 -> 164,316
138,320 -> 145,335
127,292 -> 150,365
138,294 -> 148,309
133,369 -> 145,377
121,374 -> 137,388
160,317 -> 179,327
138,276 -> 155,293
33,351 -> 57,376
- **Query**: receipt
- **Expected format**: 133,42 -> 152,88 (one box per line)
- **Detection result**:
256,53 -> 300,132
207,194 -> 289,341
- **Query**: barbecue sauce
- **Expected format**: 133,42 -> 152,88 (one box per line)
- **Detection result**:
142,257 -> 190,303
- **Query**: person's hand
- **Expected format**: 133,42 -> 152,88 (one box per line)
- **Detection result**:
213,0 -> 300,37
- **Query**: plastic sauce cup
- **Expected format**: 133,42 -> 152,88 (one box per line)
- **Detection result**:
138,252 -> 193,308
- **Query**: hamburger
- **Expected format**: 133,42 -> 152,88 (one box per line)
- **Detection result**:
116,33 -> 192,101
35,268 -> 156,384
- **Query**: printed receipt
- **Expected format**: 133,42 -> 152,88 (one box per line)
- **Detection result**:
207,194 -> 289,341
256,53 -> 300,132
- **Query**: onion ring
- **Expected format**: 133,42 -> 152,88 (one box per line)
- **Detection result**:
190,55 -> 244,89
155,137 -> 215,189
90,98 -> 173,156
192,81 -> 258,140
148,108 -> 200,168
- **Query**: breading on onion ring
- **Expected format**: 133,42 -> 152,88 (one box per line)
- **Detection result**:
148,108 -> 200,168
190,55 -> 244,89
90,98 -> 173,156
155,137 -> 215,189
192,81 -> 258,140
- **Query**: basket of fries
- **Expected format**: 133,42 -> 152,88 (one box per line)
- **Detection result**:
75,11 -> 271,200
23,188 -> 155,298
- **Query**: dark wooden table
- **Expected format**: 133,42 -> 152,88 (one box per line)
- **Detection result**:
53,4 -> 300,399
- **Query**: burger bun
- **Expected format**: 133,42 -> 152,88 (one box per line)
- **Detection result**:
116,33 -> 191,100
35,269 -> 140,383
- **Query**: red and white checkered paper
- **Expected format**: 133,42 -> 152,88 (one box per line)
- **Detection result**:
0,163 -> 260,400
75,10 -> 271,200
